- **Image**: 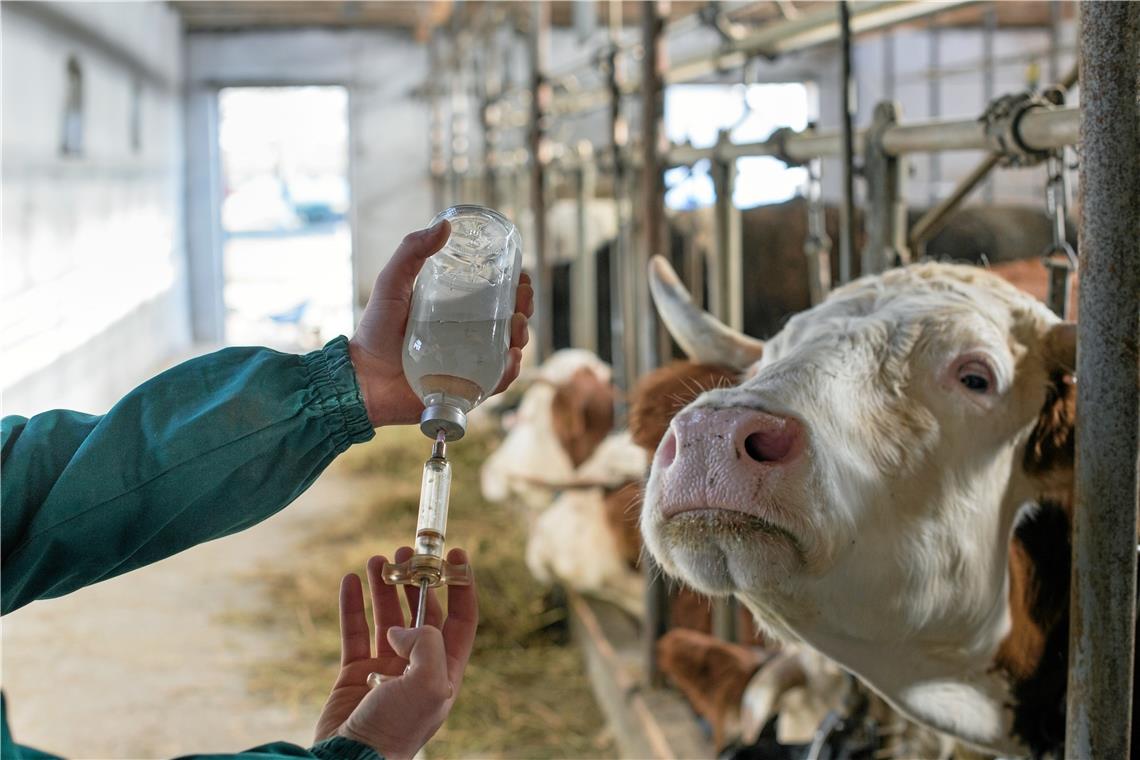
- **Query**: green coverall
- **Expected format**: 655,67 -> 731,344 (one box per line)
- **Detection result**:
1,337 -> 381,760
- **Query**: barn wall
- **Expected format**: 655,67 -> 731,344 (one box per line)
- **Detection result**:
1,2 -> 190,416
185,28 -> 433,315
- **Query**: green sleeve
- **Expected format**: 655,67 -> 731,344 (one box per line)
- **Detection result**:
2,693 -> 378,759
0,336 -> 374,615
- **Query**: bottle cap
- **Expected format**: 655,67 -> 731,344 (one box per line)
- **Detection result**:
420,403 -> 467,442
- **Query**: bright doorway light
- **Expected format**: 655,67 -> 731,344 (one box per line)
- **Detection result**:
217,86 -> 353,350
665,83 -> 811,210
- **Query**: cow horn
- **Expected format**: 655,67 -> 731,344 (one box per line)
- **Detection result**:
648,256 -> 764,370
1044,321 -> 1077,373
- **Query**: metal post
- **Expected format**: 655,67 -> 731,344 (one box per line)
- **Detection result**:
429,34 -> 447,211
982,5 -> 996,203
1066,3 -> 1140,758
641,0 -> 671,688
639,0 -> 668,376
804,157 -> 832,305
862,101 -> 908,273
837,0 -> 856,284
927,15 -> 941,207
882,29 -> 895,102
528,0 -> 552,363
605,3 -> 632,416
571,141 -> 598,353
710,131 -> 743,330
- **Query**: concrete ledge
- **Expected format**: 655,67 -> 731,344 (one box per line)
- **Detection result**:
568,592 -> 714,760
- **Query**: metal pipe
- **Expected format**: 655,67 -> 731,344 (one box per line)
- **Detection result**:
927,14 -> 941,207
1066,3 -> 1140,758
528,0 -> 552,363
908,152 -> 1000,251
571,143 -> 598,353
982,5 -> 996,203
711,131 -> 743,330
639,0 -> 668,377
606,0 -> 633,423
668,105 -> 1080,167
837,1 -> 856,285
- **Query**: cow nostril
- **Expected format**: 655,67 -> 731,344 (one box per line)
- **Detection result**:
743,426 -> 797,464
658,430 -> 678,467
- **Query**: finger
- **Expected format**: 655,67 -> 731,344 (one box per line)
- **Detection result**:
403,582 -> 445,630
442,548 -> 479,685
388,626 -> 450,701
339,574 -> 372,666
368,555 -> 406,657
516,273 -> 535,318
372,221 -> 451,304
509,311 -> 530,350
491,347 -> 523,396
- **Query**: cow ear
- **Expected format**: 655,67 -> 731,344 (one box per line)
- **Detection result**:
1043,322 -> 1076,374
1023,368 -> 1076,491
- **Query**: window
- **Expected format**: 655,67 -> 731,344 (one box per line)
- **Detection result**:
664,83 -> 811,210
61,56 -> 84,156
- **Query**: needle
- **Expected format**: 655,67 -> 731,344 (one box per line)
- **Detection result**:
414,579 -> 429,628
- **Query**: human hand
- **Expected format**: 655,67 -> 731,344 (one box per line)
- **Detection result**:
314,547 -> 478,760
349,221 -> 535,427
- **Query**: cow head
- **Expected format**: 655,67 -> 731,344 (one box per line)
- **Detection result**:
640,256 -> 1076,754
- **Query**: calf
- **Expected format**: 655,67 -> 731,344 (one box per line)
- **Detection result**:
639,255 -> 1116,756
480,349 -> 618,509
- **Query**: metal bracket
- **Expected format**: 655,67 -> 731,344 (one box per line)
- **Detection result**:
770,125 -> 806,167
861,101 -> 909,274
981,89 -> 1060,167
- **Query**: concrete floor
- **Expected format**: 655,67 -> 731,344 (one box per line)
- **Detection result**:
0,469 -> 360,758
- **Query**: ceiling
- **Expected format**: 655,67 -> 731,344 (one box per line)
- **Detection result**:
170,1 -> 1068,38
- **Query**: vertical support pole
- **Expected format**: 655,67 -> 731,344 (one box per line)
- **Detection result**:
1049,0 -> 1062,86
882,28 -> 895,103
639,0 -> 668,375
571,141 -> 598,353
528,0 -> 552,363
804,157 -> 832,306
982,6 -> 996,203
927,15 -> 941,207
710,139 -> 742,645
605,3 -> 632,418
837,0 -> 856,284
1066,3 -> 1140,758
479,16 -> 502,209
861,101 -> 908,274
429,34 -> 447,212
710,132 -> 743,331
641,0 -> 671,687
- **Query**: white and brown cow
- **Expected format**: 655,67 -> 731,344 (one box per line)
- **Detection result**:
639,256 -> 1094,756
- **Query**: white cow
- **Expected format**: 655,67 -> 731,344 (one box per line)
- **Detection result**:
640,257 -> 1080,757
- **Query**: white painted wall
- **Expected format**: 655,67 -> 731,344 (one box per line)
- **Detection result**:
1,2 -> 190,416
185,28 -> 434,314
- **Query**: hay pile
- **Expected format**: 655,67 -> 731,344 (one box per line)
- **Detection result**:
239,424 -> 616,759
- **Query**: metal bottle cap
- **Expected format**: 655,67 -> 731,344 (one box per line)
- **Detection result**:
420,403 -> 467,441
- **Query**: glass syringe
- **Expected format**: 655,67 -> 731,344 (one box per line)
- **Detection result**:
381,430 -> 473,627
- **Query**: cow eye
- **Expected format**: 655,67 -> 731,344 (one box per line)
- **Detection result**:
957,361 -> 993,393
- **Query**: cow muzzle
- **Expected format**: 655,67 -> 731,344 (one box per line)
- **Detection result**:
654,406 -> 805,520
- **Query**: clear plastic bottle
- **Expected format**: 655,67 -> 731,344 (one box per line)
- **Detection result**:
403,205 -> 523,440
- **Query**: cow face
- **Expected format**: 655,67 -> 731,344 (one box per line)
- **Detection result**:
641,259 -> 1075,667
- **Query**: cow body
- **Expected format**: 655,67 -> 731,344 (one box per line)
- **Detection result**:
641,258 -> 1086,756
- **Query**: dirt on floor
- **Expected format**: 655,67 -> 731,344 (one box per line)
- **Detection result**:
238,424 -> 618,759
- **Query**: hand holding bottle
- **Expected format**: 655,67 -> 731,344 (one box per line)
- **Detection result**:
349,220 -> 534,428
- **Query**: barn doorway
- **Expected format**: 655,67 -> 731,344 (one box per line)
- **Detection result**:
217,86 -> 353,349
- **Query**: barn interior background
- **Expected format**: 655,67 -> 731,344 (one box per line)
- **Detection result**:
1,1 -> 1136,759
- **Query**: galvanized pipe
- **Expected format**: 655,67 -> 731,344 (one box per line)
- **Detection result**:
1065,3 -> 1140,758
668,106 -> 1080,167
908,152 -> 1000,250
528,0 -> 552,363
837,0 -> 856,285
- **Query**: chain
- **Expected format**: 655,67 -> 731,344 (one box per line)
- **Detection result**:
1042,146 -> 1077,318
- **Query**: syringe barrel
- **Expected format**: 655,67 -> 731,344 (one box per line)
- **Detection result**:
415,455 -> 451,559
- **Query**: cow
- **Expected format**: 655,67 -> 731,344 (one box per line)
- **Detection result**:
636,254 -> 1117,757
479,348 -> 620,510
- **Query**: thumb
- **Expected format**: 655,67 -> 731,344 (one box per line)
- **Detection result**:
388,626 -> 449,694
373,220 -> 451,304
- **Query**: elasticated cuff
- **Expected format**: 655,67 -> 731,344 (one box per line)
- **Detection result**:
302,335 -> 375,451
311,735 -> 381,760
